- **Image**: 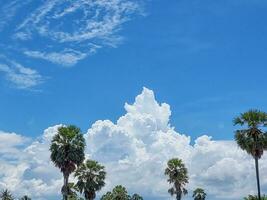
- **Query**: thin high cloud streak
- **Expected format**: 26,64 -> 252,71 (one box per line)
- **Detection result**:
0,0 -> 142,88
0,88 -> 265,200
0,56 -> 43,89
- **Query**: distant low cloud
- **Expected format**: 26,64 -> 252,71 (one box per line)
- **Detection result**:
0,88 -> 265,199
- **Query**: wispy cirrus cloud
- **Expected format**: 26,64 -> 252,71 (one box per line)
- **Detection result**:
0,0 -> 143,89
14,0 -> 142,65
0,56 -> 44,89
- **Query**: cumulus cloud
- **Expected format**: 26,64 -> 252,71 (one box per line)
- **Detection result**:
0,88 -> 265,199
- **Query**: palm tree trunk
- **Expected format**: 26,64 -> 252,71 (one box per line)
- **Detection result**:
255,157 -> 261,200
176,192 -> 181,200
63,173 -> 69,200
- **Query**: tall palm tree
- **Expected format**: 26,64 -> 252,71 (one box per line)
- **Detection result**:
50,125 -> 86,200
165,158 -> 189,200
192,188 -> 206,200
0,189 -> 14,200
75,159 -> 106,200
234,110 -> 267,200
20,196 -> 31,200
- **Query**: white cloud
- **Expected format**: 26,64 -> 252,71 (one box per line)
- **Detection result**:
24,50 -> 87,67
0,88 -> 265,199
14,0 -> 142,66
0,57 -> 44,89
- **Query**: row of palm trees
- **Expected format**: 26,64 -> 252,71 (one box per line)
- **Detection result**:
1,109 -> 267,200
49,125 -> 143,200
163,109 -> 267,200
0,190 -> 31,200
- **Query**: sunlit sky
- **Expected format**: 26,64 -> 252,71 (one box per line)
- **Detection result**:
0,1 -> 267,199
1,0 -> 267,140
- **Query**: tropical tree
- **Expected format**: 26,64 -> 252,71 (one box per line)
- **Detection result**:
165,158 -> 189,200
192,188 -> 206,200
131,193 -> 143,200
244,195 -> 267,200
100,191 -> 113,200
234,110 -> 267,200
20,196 -> 31,200
75,159 -> 106,200
111,185 -> 130,200
0,189 -> 14,200
50,125 -> 86,200
101,185 -> 131,200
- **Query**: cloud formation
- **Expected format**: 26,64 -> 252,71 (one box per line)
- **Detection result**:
0,0 -> 142,88
0,88 -> 266,199
0,56 -> 44,89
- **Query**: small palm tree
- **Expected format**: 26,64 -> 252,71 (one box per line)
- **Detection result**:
101,185 -> 130,200
50,125 -> 86,200
192,188 -> 206,200
0,189 -> 14,200
234,110 -> 267,200
131,193 -> 143,200
20,195 -> 31,200
165,158 -> 189,200
244,195 -> 267,200
100,191 -> 113,200
112,185 -> 130,200
75,159 -> 106,200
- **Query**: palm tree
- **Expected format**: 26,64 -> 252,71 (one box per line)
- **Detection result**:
111,185 -> 130,200
192,188 -> 206,200
165,158 -> 189,200
0,189 -> 14,200
131,194 -> 143,200
20,196 -> 31,200
75,159 -> 106,200
234,110 -> 267,200
50,125 -> 86,200
101,185 -> 130,200
244,195 -> 267,200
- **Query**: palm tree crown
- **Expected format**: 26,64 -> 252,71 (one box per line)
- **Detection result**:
75,159 -> 106,200
0,189 -> 14,200
165,158 -> 189,200
234,109 -> 267,200
192,188 -> 206,200
234,109 -> 267,158
101,185 -> 134,200
20,196 -> 31,200
50,125 -> 86,200
131,194 -> 143,200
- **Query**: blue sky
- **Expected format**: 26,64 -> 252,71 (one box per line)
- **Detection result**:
1,0 -> 267,141
1,1 -> 267,199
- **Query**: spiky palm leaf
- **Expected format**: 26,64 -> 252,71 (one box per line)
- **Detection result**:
101,185 -> 130,200
165,158 -> 189,200
131,194 -> 143,200
75,159 -> 106,200
192,188 -> 206,200
20,196 -> 31,200
50,125 -> 86,200
0,189 -> 14,200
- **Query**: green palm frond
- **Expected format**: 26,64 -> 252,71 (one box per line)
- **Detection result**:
74,159 -> 106,200
165,158 -> 189,200
193,188 -> 207,200
234,110 -> 267,158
